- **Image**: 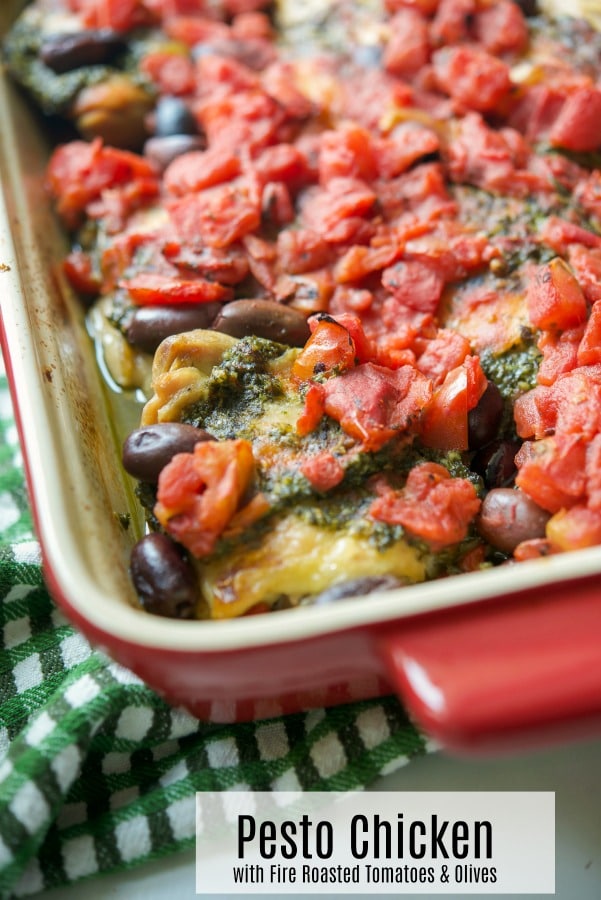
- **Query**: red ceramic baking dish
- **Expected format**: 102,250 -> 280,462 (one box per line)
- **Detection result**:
2,6 -> 601,756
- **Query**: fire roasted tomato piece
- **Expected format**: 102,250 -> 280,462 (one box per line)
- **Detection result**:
527,258 -> 588,332
549,88 -> 601,154
515,435 -> 587,514
164,149 -> 241,196
432,46 -> 512,114
322,363 -> 432,451
370,462 -> 481,550
120,272 -> 233,304
420,356 -> 488,451
168,180 -> 261,248
292,316 -> 356,380
546,505 -> 601,552
155,439 -> 264,557
300,452 -> 345,492
46,139 -> 158,229
73,0 -> 155,30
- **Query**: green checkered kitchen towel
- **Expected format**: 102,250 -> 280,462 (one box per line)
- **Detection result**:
0,357 -> 427,898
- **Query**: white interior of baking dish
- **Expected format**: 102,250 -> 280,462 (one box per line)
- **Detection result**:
2,16 -> 601,655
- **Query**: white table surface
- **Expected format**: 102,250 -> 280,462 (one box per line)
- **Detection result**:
39,732 -> 601,899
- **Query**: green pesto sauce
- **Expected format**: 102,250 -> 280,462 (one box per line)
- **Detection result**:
479,343 -> 542,400
4,19 -> 155,115
183,336 -> 288,439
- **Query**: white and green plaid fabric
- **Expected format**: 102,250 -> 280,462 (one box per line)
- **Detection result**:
0,359 -> 427,898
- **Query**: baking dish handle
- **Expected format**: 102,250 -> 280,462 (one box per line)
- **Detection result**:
377,578 -> 601,754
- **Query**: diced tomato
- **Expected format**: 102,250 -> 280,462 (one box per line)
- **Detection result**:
513,387 -> 553,441
374,126 -> 440,180
144,0 -> 223,20
140,51 -> 196,96
554,377 -> 601,440
549,87 -> 601,153
163,241 -> 249,285
546,505 -> 601,551
586,435 -> 601,511
381,259 -> 445,314
432,46 -> 511,114
252,144 -> 312,191
120,272 -> 233,305
100,231 -> 164,291
420,355 -> 487,450
231,12 -> 274,41
86,178 -> 160,234
539,216 -> 601,257
300,179 -> 377,244
513,538 -> 558,561
536,326 -> 583,386
430,0 -> 476,46
275,229 -> 332,277
334,243 -> 401,284
383,9 -> 431,78
414,328 -> 471,385
292,317 -> 356,381
46,139 -> 158,229
573,170 -> 601,223
473,0 -> 528,56
385,0 -> 438,13
197,89 -> 287,157
515,435 -> 587,513
300,452 -> 345,492
168,179 -> 261,248
296,382 -> 326,436
515,369 -> 601,439
568,246 -> 601,304
377,162 -> 454,221
321,312 -> 376,364
73,0 -> 154,30
223,0 -> 272,14
577,302 -> 601,366
163,15 -> 230,47
164,148 -> 241,196
339,68 -> 414,133
507,85 -> 568,144
63,250 -> 101,298
322,362 -> 432,451
319,125 -> 377,184
155,439 -> 259,558
446,114 -> 535,196
527,257 -> 587,332
369,462 -> 481,550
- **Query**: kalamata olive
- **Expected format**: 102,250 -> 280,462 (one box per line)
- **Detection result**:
312,575 -> 404,606
154,96 -> 199,137
130,533 -> 197,618
126,302 -> 223,354
472,439 -> 520,489
143,135 -> 206,172
123,423 -> 215,482
468,381 -> 504,449
476,488 -> 551,555
212,299 -> 311,346
40,29 -> 126,74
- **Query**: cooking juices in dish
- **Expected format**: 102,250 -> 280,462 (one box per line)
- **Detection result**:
8,0 -> 601,619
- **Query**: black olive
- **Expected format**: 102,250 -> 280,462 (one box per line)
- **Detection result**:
472,439 -> 521,490
153,96 -> 198,137
130,533 -> 198,618
468,381 -> 504,449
